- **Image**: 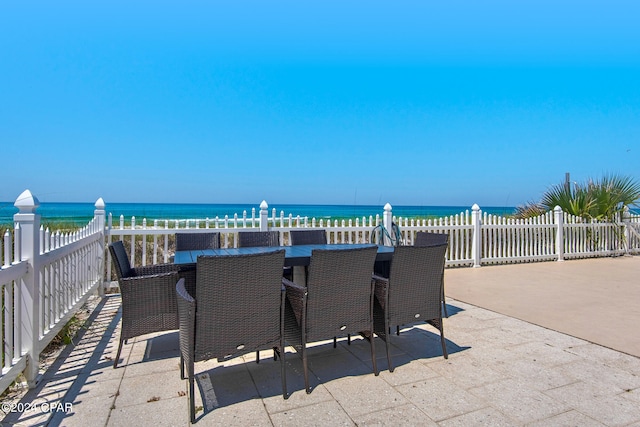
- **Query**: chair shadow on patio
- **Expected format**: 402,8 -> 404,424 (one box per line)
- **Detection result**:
136,332 -> 180,364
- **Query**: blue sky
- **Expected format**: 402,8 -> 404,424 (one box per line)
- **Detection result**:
1,1 -> 639,207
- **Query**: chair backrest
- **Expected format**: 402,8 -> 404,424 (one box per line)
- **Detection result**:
193,250 -> 286,361
175,232 -> 221,251
414,232 -> 449,247
237,231 -> 280,248
290,229 -> 327,246
304,246 -> 377,342
109,240 -> 133,279
386,244 -> 447,326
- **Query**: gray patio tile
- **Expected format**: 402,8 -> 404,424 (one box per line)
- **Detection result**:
622,387 -> 640,403
504,340 -> 583,367
303,345 -> 375,389
352,403 -> 437,426
490,357 -> 576,391
377,358 -> 440,387
262,386 -> 334,416
80,362 -> 127,384
437,407 -> 517,427
115,369 -> 186,408
524,326 -> 589,348
566,343 -> 640,375
558,358 -> 640,391
572,394 -> 640,427
468,324 -> 537,347
49,391 -> 115,427
269,399 -> 355,426
426,356 -> 508,390
526,410 -> 606,427
247,355 -> 334,413
119,353 -> 182,378
107,396 -> 188,427
468,378 -> 571,424
380,328 -> 454,364
321,373 -> 410,418
543,379 -> 625,406
455,306 -> 504,321
395,376 -> 486,422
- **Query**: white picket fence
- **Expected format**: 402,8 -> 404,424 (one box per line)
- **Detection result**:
105,201 -> 640,281
1,191 -> 105,395
2,192 -> 640,395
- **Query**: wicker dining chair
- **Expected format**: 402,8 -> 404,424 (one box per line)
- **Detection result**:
373,244 -> 449,372
175,232 -> 221,251
237,230 -> 280,247
414,232 -> 449,317
289,229 -> 327,245
109,240 -> 195,368
176,250 -> 288,423
283,246 -> 378,394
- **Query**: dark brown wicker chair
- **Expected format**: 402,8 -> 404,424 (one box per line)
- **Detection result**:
237,230 -> 280,247
175,232 -> 221,251
109,240 -> 195,368
290,229 -> 327,245
373,244 -> 449,372
176,250 -> 288,423
283,246 -> 378,393
414,232 -> 449,317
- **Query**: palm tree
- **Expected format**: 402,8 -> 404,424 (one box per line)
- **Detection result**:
516,174 -> 640,221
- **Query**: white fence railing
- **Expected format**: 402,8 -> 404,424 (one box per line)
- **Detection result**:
105,201 -> 640,281
3,191 -> 639,395
1,190 -> 105,395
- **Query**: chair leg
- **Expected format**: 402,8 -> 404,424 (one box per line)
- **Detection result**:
302,345 -> 311,393
440,327 -> 448,359
256,350 -> 260,364
113,339 -> 124,368
180,354 -> 185,380
429,318 -> 449,359
333,337 -> 337,348
385,321 -> 394,373
348,334 -> 351,345
188,369 -> 196,423
368,332 -> 378,376
278,346 -> 288,399
396,326 -> 400,336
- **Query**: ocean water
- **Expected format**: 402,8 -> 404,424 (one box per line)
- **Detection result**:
0,201 -> 516,226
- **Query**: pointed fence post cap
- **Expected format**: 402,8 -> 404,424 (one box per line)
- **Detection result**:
472,204 -> 480,211
384,203 -> 392,212
14,189 -> 40,213
260,200 -> 268,210
95,198 -> 106,209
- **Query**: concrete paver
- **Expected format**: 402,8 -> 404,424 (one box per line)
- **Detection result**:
3,256 -> 640,426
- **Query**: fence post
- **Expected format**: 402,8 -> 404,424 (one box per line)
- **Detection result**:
622,206 -> 630,255
554,205 -> 565,262
94,198 -> 106,296
383,203 -> 393,246
471,204 -> 482,267
259,200 -> 269,231
13,189 -> 42,387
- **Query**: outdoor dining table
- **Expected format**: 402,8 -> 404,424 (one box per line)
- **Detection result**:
174,243 -> 395,267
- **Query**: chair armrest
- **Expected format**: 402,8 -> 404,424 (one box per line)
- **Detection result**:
282,278 -> 306,325
282,277 -> 306,292
132,263 -> 179,276
119,271 -> 180,314
372,274 -> 389,308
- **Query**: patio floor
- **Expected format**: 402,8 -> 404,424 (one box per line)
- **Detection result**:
3,256 -> 640,426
